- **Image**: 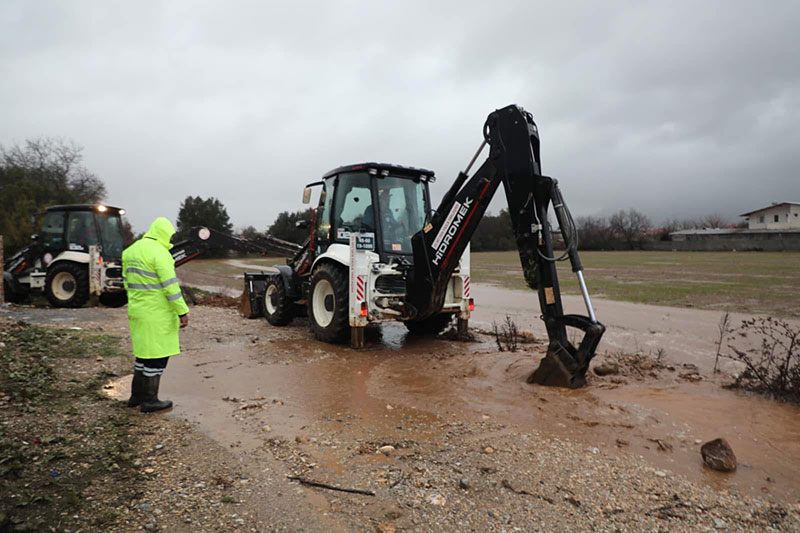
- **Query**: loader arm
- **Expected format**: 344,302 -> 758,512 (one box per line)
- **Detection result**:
171,226 -> 303,267
406,104 -> 605,388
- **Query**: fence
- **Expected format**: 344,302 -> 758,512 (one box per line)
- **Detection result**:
644,231 -> 800,252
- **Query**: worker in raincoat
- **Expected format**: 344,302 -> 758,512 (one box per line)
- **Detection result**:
122,217 -> 189,413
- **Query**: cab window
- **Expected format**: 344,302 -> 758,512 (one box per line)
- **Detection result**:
40,211 -> 66,251
315,179 -> 334,244
333,172 -> 373,242
378,176 -> 426,254
66,212 -> 98,250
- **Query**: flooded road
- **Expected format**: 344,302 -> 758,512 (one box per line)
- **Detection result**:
107,313 -> 800,504
14,280 -> 798,505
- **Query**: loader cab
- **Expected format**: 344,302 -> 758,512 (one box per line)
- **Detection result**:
39,204 -> 126,262
315,163 -> 434,262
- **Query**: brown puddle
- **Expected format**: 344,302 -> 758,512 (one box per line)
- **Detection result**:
595,382 -> 800,501
107,322 -> 800,503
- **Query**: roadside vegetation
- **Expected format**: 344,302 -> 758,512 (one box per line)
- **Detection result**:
0,321 -> 139,531
726,317 -> 800,404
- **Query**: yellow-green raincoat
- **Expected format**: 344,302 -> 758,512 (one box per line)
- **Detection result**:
122,218 -> 189,358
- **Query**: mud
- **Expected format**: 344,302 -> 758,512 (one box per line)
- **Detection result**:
104,314 -> 800,504
7,280 -> 800,508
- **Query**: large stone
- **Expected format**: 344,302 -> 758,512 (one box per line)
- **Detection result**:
701,438 -> 737,472
594,361 -> 619,376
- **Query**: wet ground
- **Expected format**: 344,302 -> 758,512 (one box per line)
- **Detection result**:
4,282 -> 800,519
157,336 -> 800,504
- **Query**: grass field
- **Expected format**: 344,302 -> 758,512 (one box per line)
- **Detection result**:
470,250 -> 800,318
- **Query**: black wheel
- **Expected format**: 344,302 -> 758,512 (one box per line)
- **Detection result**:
44,261 -> 89,308
3,273 -> 29,304
405,313 -> 453,336
263,276 -> 293,326
99,291 -> 128,308
307,263 -> 349,343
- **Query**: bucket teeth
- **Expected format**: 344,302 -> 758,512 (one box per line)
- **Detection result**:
528,351 -> 586,389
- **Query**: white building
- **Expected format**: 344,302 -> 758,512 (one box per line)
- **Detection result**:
740,202 -> 800,230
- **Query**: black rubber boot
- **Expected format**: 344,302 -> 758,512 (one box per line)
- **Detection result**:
126,369 -> 144,407
139,374 -> 173,413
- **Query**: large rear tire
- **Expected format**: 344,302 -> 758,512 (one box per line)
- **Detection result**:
308,263 -> 349,343
263,276 -> 293,326
45,262 -> 89,308
404,313 -> 453,336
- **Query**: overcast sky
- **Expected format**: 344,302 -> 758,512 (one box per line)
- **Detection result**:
2,1 -> 798,233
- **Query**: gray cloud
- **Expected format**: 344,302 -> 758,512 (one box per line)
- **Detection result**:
2,0 -> 798,233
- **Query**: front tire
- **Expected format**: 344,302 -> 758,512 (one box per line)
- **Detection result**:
45,262 -> 89,308
263,276 -> 293,326
405,313 -> 453,336
308,263 -> 349,343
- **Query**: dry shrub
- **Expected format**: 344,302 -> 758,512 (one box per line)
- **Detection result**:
728,317 -> 800,403
492,315 -> 519,352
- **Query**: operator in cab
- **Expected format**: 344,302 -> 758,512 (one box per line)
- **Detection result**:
362,187 -> 404,247
122,217 -> 189,413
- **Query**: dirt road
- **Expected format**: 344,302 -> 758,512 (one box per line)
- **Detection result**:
469,283 -> 800,376
3,285 -> 799,531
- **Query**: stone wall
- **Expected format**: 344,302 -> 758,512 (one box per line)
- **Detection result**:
644,231 -> 800,251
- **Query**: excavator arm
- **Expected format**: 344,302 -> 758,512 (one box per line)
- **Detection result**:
406,104 -> 605,388
171,226 -> 302,267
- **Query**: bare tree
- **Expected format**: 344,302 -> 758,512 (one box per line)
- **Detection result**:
656,217 -> 701,240
1,137 -> 107,254
700,213 -> 730,229
609,208 -> 652,249
576,216 -> 614,250
0,137 -> 105,202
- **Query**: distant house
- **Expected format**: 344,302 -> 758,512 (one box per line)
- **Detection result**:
664,202 -> 800,250
740,202 -> 800,230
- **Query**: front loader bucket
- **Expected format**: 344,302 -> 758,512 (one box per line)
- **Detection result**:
527,315 -> 605,389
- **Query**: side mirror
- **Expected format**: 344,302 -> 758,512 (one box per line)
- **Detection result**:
295,220 -> 309,229
302,187 -> 312,204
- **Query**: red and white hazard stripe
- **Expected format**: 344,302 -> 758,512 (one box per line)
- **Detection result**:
356,276 -> 365,301
463,276 -> 470,298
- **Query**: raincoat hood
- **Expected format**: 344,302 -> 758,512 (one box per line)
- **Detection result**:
144,217 -> 176,250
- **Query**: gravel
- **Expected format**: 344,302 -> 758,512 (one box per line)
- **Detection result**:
2,303 -> 799,531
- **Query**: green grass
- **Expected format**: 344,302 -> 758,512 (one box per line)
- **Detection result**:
470,251 -> 800,317
0,322 -> 139,531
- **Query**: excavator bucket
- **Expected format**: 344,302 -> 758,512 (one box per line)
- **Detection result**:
527,315 -> 605,389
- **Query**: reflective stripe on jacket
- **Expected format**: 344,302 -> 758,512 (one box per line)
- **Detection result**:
122,217 -> 189,358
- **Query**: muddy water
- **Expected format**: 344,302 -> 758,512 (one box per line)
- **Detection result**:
103,282 -> 800,503
108,318 -> 800,503
596,383 -> 800,499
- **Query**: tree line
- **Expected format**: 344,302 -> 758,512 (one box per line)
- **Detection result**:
465,208 -> 739,251
0,136 -> 741,257
0,138 -> 114,255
